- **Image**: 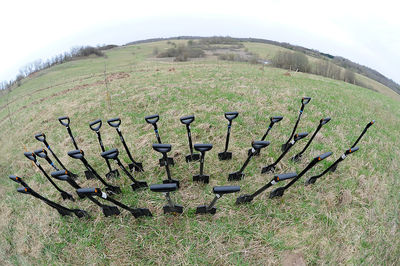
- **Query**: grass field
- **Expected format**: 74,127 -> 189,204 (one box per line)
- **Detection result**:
0,40 -> 399,265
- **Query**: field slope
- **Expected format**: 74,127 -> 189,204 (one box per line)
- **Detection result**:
0,41 -> 399,265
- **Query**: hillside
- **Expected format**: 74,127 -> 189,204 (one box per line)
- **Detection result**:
127,36 -> 400,96
0,40 -> 399,265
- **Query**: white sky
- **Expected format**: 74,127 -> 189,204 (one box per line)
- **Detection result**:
1,0 -> 399,84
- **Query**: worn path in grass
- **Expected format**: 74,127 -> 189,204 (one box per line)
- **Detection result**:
0,41 -> 399,265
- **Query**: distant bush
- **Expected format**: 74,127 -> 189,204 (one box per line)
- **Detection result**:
71,46 -> 104,57
97,44 -> 118,50
344,69 -> 356,84
312,60 -> 342,80
157,44 -> 205,61
272,51 -> 310,72
218,52 -> 260,64
200,36 -> 239,45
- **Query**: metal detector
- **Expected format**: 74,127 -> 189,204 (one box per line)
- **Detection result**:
218,111 -> 239,160
305,147 -> 359,185
89,119 -> 119,178
9,175 -> 88,218
248,116 -> 283,156
152,144 -> 180,187
77,188 -> 152,218
229,141 -> 270,181
261,132 -> 308,174
281,97 -> 311,151
107,117 -> 144,172
34,133 -> 78,179
145,114 -> 174,166
291,117 -> 331,162
24,152 -> 75,201
330,120 -> 374,172
34,149 -> 59,171
180,115 -> 200,162
58,116 -> 79,149
149,183 -> 183,214
236,173 -> 297,204
269,151 -> 332,198
193,144 -> 213,184
101,148 -> 148,191
196,186 -> 240,215
67,149 -> 121,194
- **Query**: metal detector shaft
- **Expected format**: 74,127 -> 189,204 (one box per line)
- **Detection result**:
199,153 -> 205,176
238,153 -> 254,174
285,152 -> 332,189
36,163 -> 67,194
163,154 -> 173,180
116,159 -> 139,183
351,120 -> 375,148
95,131 -> 113,171
66,127 -> 79,149
261,123 -> 273,141
251,182 -> 274,199
81,158 -> 113,187
116,128 -> 142,168
30,190 -> 74,214
282,98 -> 310,151
283,111 -> 302,149
310,158 -> 341,180
186,125 -> 194,155
154,125 -> 162,144
297,125 -> 321,157
223,122 -> 232,152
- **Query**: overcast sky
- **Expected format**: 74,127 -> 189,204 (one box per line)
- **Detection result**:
1,0 -> 399,84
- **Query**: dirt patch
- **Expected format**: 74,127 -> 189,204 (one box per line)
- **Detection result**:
338,190 -> 352,206
106,72 -> 130,82
30,72 -> 129,106
282,251 -> 306,266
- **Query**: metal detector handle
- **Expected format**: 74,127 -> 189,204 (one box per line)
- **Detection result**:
24,152 -> 37,162
89,119 -> 102,131
76,187 -> 102,197
67,149 -> 84,160
58,116 -> 70,127
145,114 -> 160,125
194,143 -> 213,152
345,146 -> 359,155
152,144 -> 172,154
101,148 -> 119,160
35,133 -> 46,142
213,186 -> 240,195
320,117 -> 331,125
107,118 -> 121,128
366,120 -> 375,128
180,115 -> 195,125
17,187 -> 31,194
34,149 -> 48,159
224,111 -> 239,122
301,97 -> 311,106
271,116 -> 283,123
315,152 -> 332,162
252,140 -> 270,150
294,132 -> 309,141
274,172 -> 297,182
150,183 -> 177,192
9,175 -> 29,187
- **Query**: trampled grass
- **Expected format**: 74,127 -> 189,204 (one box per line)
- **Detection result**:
0,40 -> 399,265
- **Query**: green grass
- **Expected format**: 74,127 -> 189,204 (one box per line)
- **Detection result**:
0,40 -> 399,265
